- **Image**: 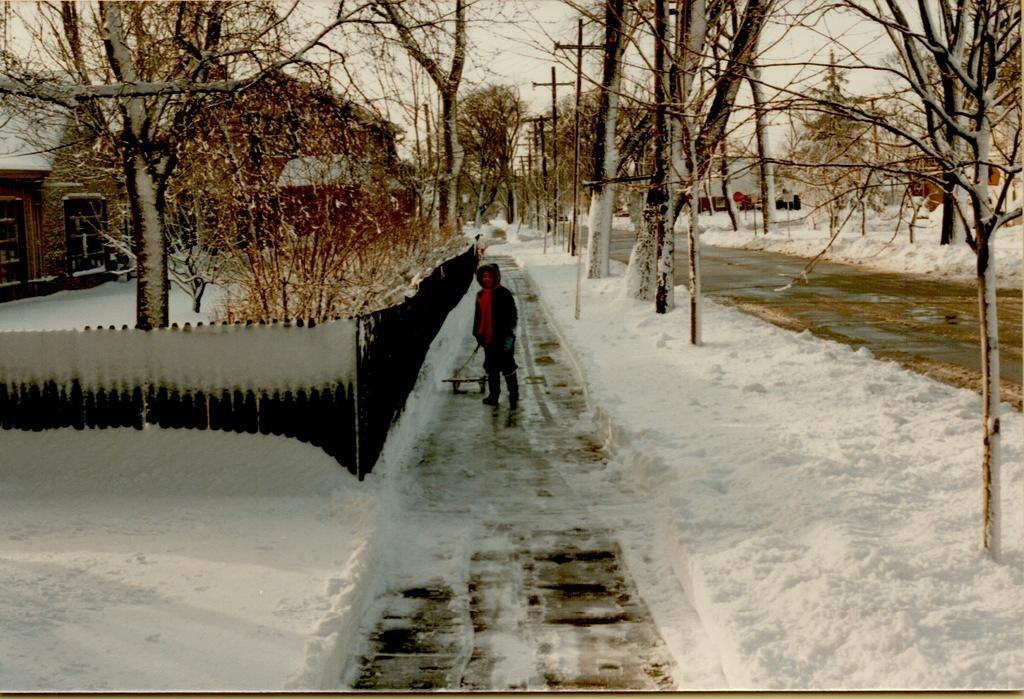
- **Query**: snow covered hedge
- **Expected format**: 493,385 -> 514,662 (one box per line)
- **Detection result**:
0,246 -> 476,478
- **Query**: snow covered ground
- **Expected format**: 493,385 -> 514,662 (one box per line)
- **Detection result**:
0,278 -> 470,691
0,430 -> 382,690
609,209 -> 1023,288
0,224 -> 1021,689
0,279 -> 225,332
499,223 -> 1023,689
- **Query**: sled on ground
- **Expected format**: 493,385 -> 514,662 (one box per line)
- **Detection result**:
442,376 -> 487,393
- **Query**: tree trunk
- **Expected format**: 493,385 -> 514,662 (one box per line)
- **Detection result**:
654,0 -> 671,313
939,178 -> 967,245
125,147 -> 168,329
688,130 -> 702,343
940,182 -> 956,245
103,2 -> 168,329
440,90 -> 464,231
507,176 -> 515,223
192,280 -> 206,314
749,64 -> 774,235
424,99 -> 439,230
474,162 -> 487,229
586,0 -> 627,279
625,212 -> 657,300
720,142 -> 738,231
977,231 -> 1002,559
585,187 -> 615,275
938,63 -> 963,246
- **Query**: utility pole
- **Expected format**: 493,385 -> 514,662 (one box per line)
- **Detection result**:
555,19 -> 602,258
556,19 -> 603,321
517,155 -> 530,227
524,115 -> 551,252
526,135 -> 537,229
533,68 -> 572,250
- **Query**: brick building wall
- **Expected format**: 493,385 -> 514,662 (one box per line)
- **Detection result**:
43,122 -> 123,275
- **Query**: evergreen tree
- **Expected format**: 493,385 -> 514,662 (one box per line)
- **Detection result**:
792,55 -> 878,235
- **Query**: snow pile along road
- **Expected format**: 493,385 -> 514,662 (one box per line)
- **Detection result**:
502,230 -> 1023,690
689,212 -> 1023,288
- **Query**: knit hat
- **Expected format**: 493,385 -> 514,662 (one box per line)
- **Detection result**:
475,263 -> 501,284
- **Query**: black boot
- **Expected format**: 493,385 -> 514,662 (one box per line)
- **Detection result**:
505,370 -> 519,409
482,372 -> 500,405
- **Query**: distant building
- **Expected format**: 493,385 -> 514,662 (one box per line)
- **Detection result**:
175,71 -> 410,245
699,158 -> 760,213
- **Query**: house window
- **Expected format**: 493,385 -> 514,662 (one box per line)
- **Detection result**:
0,199 -> 26,285
64,196 -> 107,274
712,196 -> 728,211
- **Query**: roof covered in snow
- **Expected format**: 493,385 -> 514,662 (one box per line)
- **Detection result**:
0,104 -> 66,173
276,155 -> 358,189
276,154 -> 404,192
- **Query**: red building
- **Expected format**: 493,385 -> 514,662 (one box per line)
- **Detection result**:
0,109 -> 121,303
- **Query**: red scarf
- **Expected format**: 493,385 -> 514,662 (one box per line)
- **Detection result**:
476,288 -> 494,346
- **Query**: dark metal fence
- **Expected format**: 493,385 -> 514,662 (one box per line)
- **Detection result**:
0,246 -> 476,479
355,247 -> 477,472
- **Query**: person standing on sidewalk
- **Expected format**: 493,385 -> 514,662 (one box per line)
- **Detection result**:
472,263 -> 519,408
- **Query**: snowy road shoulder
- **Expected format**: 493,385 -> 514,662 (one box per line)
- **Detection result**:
502,231 -> 1023,690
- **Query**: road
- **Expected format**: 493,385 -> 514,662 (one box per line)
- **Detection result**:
607,229 -> 1023,408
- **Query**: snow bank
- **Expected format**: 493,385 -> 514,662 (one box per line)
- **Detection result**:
0,428 -> 383,691
686,212 -> 1023,288
505,231 -> 1023,690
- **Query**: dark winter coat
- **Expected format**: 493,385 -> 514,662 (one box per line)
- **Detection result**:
473,264 -> 517,348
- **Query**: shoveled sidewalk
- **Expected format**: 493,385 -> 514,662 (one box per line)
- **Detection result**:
339,255 -> 692,690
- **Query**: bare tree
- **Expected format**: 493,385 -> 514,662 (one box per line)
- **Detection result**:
457,83 -> 524,226
623,0 -> 775,335
368,0 -> 466,233
168,71 -> 434,323
0,1 -> 351,328
819,0 -> 1022,559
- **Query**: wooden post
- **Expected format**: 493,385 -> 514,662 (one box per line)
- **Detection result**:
523,115 -> 553,250
555,20 -> 602,257
555,20 -> 602,318
533,69 -> 572,248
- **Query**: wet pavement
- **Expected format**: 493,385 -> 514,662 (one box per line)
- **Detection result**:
342,256 -> 682,690
609,230 -> 1023,407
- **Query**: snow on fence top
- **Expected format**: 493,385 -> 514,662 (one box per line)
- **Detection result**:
0,319 -> 358,392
